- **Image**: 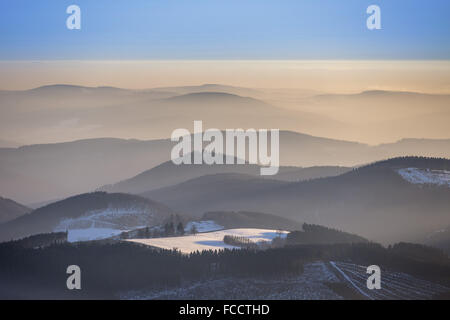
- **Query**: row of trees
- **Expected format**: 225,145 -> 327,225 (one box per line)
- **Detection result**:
223,235 -> 258,249
119,215 -> 200,239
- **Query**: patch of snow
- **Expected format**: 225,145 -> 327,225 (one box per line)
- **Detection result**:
127,228 -> 288,254
184,220 -> 224,233
54,206 -> 159,242
54,206 -> 157,230
67,228 -> 126,242
397,168 -> 450,187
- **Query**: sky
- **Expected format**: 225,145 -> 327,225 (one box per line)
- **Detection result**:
0,1 -> 449,91
0,0 -> 449,60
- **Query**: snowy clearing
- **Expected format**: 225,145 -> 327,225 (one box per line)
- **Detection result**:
127,228 -> 288,254
397,168 -> 450,187
184,220 -> 224,233
67,228 -> 126,242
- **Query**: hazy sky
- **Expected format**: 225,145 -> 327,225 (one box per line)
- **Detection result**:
0,1 -> 449,92
1,60 -> 449,94
0,0 -> 449,60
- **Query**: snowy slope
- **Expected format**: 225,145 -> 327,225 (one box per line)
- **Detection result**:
66,228 -> 126,242
0,192 -> 174,243
127,228 -> 288,254
54,206 -> 159,242
397,168 -> 450,187
184,220 -> 224,233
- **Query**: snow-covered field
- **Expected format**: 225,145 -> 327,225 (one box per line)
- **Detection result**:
397,168 -> 450,187
127,228 -> 288,254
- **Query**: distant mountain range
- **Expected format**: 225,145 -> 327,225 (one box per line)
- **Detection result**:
0,84 -> 341,144
153,83 -> 261,97
297,89 -> 450,143
0,137 -> 173,204
2,132 -> 450,205
142,157 -> 450,244
3,84 -> 449,145
0,139 -> 20,148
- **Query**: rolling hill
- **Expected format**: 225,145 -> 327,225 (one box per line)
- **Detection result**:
142,157 -> 450,244
0,84 -> 341,144
2,132 -> 450,205
0,137 -> 173,204
201,211 -> 305,231
99,156 -> 350,195
3,85 -> 450,145
0,197 -> 30,224
0,192 -> 174,243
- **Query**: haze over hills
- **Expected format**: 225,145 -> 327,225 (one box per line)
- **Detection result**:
142,157 -> 450,245
1,132 -> 450,205
99,156 -> 351,195
153,84 -> 261,97
0,192 -> 174,243
1,0 -> 449,299
142,172 -> 286,215
0,139 -> 20,148
289,90 -> 450,143
0,197 -> 30,224
0,84 -> 342,144
2,84 -> 450,145
79,91 -> 344,143
0,137 -> 173,204
201,211 -> 305,231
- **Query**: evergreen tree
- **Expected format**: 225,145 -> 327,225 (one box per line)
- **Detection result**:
177,222 -> 184,235
164,222 -> 175,236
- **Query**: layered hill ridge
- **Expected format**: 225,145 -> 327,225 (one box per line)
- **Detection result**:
99,153 -> 351,195
142,157 -> 450,244
2,132 -> 450,204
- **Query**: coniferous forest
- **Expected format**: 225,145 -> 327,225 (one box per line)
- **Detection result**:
1,238 -> 449,299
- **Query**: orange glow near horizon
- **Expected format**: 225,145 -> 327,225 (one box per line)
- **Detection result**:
1,60 -> 449,94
